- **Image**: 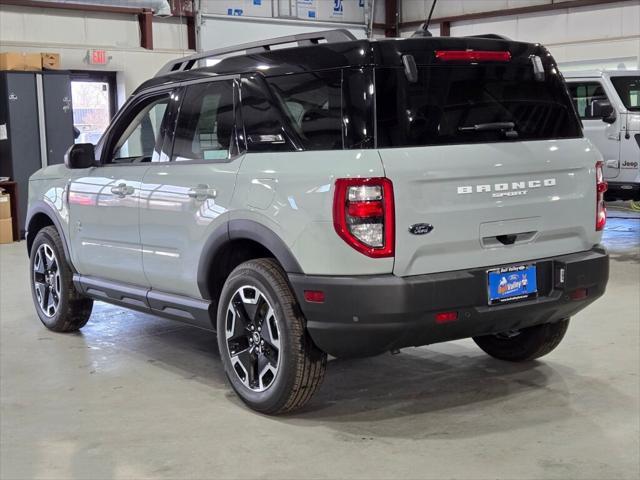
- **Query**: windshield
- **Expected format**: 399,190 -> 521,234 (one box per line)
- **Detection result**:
376,65 -> 582,147
610,76 -> 640,111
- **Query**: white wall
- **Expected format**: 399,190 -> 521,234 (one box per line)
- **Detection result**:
448,1 -> 640,70
0,5 -> 191,99
203,0 -> 367,23
200,15 -> 366,51
399,1 -> 640,70
4,0 -> 635,98
402,0 -> 563,23
199,0 -> 369,51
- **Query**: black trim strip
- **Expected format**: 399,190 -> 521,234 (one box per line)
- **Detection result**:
26,201 -> 75,270
228,219 -> 302,273
74,274 -> 215,331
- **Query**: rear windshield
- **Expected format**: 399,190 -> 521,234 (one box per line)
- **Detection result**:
376,65 -> 582,148
610,76 -> 640,111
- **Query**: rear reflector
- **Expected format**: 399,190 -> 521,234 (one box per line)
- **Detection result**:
304,290 -> 325,303
435,311 -> 458,323
435,50 -> 511,62
569,288 -> 588,301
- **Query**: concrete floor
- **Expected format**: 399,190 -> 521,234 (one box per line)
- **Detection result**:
1,212 -> 639,479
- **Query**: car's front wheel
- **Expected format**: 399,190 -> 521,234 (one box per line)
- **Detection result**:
473,319 -> 570,362
216,258 -> 327,414
30,226 -> 93,332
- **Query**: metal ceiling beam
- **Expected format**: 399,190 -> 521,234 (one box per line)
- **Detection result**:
384,0 -> 399,37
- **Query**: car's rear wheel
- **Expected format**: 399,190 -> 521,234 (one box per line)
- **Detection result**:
217,258 -> 327,414
473,319 -> 570,362
30,226 -> 93,332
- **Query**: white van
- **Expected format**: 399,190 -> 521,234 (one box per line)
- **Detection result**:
565,70 -> 640,200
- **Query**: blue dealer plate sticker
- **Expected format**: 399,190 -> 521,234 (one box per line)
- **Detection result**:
487,264 -> 538,305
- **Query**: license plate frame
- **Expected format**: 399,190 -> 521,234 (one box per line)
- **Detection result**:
487,264 -> 538,306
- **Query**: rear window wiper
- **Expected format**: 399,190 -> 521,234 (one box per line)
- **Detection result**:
458,122 -> 518,138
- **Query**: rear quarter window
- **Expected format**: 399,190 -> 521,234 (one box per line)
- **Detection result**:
266,71 -> 343,150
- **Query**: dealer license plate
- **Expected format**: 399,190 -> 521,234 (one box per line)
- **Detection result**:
487,264 -> 538,305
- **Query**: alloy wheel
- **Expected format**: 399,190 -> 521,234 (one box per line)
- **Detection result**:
225,285 -> 281,392
33,244 -> 61,317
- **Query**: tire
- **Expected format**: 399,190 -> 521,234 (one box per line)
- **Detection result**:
29,226 -> 93,332
216,258 -> 327,414
473,319 -> 570,362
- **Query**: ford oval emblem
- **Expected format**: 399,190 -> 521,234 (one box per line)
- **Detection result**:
409,223 -> 434,235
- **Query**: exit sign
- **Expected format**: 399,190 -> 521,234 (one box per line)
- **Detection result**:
89,49 -> 108,65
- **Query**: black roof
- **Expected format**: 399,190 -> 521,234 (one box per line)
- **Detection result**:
135,36 -> 549,94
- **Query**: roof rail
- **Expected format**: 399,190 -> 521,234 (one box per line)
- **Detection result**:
156,29 -> 357,77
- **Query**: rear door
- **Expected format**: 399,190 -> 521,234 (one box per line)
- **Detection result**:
567,79 -> 621,179
375,54 -> 601,277
140,78 -> 243,297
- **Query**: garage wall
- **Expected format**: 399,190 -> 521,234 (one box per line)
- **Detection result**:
3,1 -> 636,96
202,0 -> 367,23
199,15 -> 367,51
199,0 -> 370,51
399,0 -> 640,70
0,5 -> 190,99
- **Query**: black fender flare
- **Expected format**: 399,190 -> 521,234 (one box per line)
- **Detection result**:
25,201 -> 76,272
196,220 -> 302,300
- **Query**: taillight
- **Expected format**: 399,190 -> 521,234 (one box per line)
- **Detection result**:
333,178 -> 394,258
596,161 -> 608,231
435,50 -> 511,62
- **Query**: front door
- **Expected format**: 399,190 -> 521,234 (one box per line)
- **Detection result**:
140,78 -> 243,297
68,92 -> 172,285
568,80 -> 621,179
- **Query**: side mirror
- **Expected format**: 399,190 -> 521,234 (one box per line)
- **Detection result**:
64,143 -> 95,169
602,110 -> 617,124
591,99 -> 615,123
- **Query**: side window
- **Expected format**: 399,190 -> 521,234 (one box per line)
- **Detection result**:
568,82 -> 610,119
110,95 -> 170,163
266,71 -> 343,150
241,75 -> 294,152
172,81 -> 236,162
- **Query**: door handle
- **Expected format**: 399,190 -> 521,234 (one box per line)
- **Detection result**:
110,183 -> 134,197
188,184 -> 217,201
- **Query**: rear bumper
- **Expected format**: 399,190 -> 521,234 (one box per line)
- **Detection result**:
289,247 -> 609,358
605,181 -> 640,201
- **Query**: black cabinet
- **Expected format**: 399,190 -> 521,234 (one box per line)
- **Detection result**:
0,71 -> 74,237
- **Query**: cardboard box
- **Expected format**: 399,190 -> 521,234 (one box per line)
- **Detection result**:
0,52 -> 25,71
0,217 -> 13,244
0,193 -> 11,220
23,53 -> 42,71
0,52 -> 42,71
41,52 -> 60,70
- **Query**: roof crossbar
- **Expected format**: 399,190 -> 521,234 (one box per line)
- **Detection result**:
156,29 -> 357,77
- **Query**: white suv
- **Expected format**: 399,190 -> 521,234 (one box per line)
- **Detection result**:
26,31 -> 609,414
565,70 -> 640,200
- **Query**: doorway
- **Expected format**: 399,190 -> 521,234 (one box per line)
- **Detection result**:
70,71 -> 117,145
